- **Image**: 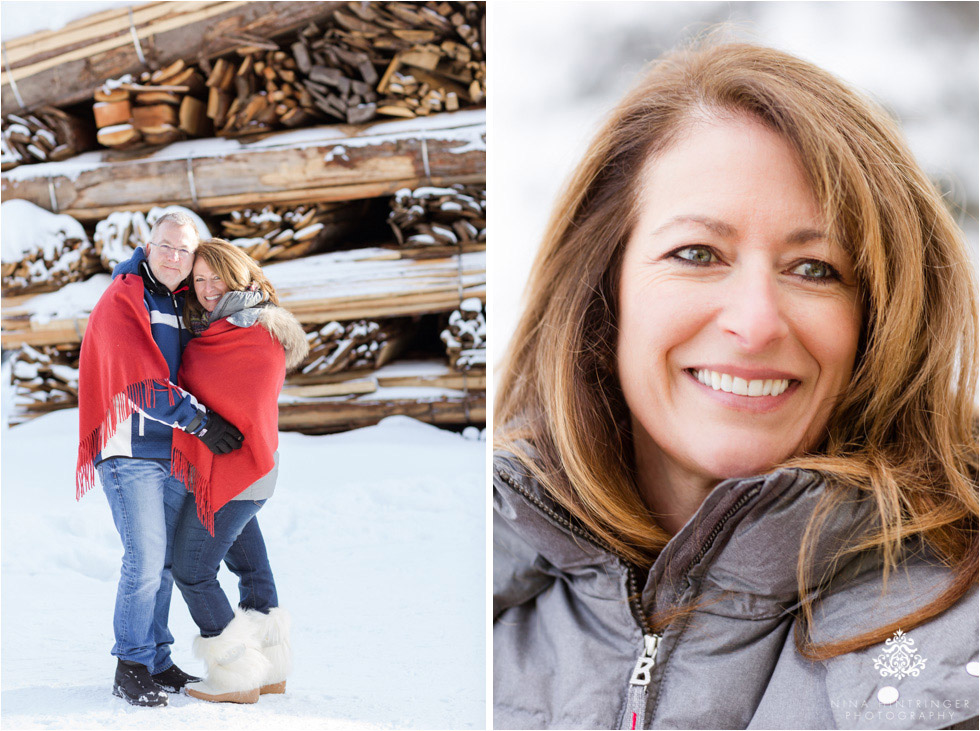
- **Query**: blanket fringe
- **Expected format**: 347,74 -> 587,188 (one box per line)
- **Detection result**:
170,446 -> 215,536
76,379 -> 185,501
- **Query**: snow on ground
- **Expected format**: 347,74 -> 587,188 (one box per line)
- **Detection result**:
0,356 -> 486,729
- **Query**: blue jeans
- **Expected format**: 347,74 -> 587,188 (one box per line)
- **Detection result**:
98,457 -> 190,673
172,498 -> 278,637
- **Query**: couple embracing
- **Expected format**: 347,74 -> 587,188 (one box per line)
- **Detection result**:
75,212 -> 309,707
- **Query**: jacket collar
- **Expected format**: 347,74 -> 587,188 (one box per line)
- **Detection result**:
493,450 -> 873,611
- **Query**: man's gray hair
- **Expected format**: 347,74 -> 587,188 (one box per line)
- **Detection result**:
150,211 -> 198,242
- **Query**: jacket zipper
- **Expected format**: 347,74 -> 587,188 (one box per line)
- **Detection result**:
624,485 -> 762,729
624,632 -> 661,729
623,562 -> 660,730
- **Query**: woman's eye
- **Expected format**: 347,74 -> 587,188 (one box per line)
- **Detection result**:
791,260 -> 839,281
673,246 -> 718,265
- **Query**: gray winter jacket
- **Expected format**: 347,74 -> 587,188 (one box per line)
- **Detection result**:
494,450 -> 979,730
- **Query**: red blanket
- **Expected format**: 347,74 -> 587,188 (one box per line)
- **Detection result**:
171,316 -> 285,534
76,275 -> 183,499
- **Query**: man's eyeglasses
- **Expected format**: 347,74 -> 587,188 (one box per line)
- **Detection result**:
150,242 -> 194,260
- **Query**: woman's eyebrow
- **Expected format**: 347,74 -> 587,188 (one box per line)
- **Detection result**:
651,214 -> 827,245
651,214 -> 737,238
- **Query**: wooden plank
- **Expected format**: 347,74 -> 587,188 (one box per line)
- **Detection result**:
280,379 -> 377,398
2,2 -> 345,116
277,393 -> 485,432
1,116 -> 486,219
285,361 -> 486,391
376,371 -> 486,390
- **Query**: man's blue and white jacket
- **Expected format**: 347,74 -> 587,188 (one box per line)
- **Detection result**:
95,247 -> 208,465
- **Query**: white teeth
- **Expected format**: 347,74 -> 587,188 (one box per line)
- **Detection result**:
691,370 -> 792,397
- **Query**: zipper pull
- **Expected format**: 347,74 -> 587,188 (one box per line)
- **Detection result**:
629,634 -> 661,686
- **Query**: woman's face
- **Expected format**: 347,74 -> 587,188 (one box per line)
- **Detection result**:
192,258 -> 230,313
616,115 -> 862,485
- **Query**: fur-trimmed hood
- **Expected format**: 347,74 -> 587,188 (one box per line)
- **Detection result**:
255,305 -> 309,372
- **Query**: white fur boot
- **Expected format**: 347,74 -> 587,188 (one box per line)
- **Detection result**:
247,607 -> 292,695
185,609 -> 272,704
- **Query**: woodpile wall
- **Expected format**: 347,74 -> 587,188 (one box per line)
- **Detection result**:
2,1 -> 486,434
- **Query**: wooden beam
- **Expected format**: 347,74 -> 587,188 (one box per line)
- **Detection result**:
2,2 -> 344,116
277,393 -> 485,433
1,114 -> 486,220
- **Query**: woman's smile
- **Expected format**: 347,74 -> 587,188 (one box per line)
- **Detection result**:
683,366 -> 801,413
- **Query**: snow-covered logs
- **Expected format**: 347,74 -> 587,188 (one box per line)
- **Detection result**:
93,62 -> 210,149
440,297 -> 485,371
296,318 -> 412,379
9,344 -> 80,424
0,200 -> 100,296
1,108 -> 95,171
388,184 -> 485,247
92,206 -> 210,270
222,202 -> 368,262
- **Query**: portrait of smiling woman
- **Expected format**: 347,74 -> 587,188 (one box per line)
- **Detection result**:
493,40 -> 979,730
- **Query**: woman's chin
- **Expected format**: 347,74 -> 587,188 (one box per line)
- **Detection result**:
689,444 -> 793,483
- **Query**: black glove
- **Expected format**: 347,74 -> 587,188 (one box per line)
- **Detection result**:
195,411 -> 244,455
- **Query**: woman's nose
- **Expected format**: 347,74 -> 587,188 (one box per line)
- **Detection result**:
716,269 -> 789,352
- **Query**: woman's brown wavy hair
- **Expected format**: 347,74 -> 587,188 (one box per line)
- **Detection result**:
493,40 -> 978,659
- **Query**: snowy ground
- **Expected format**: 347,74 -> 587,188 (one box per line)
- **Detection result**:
0,359 -> 487,729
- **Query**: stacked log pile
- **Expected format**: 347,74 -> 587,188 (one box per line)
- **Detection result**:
202,46 -> 314,136
293,318 -> 413,381
388,184 -> 485,248
221,201 -> 368,261
2,2 -> 485,434
441,297 -> 485,371
276,2 -> 486,125
1,108 -> 95,170
83,2 -> 486,149
9,344 -> 80,425
94,61 -> 210,149
1,200 -> 102,296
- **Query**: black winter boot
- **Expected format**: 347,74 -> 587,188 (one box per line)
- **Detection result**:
152,663 -> 202,692
113,659 -> 169,707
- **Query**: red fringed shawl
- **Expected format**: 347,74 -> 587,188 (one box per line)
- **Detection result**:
171,316 -> 285,534
76,275 -> 184,499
